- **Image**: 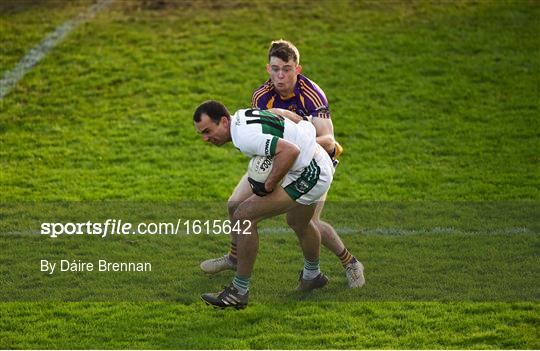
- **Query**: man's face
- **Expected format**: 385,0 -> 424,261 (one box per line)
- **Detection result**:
194,114 -> 230,146
266,56 -> 302,97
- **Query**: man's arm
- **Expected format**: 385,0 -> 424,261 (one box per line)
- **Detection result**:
264,139 -> 300,192
268,108 -> 339,157
312,118 -> 336,155
267,108 -> 303,123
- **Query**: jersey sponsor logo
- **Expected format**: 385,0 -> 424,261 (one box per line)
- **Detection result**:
265,139 -> 271,155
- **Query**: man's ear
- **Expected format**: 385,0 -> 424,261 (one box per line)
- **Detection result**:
221,116 -> 229,127
296,64 -> 302,75
266,63 -> 271,74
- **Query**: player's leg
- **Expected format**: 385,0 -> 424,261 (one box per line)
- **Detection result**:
286,206 -> 329,292
312,192 -> 365,288
314,192 -> 346,253
199,173 -> 252,274
232,187 -> 297,277
201,187 -> 298,309
226,173 -> 253,261
286,205 -> 319,262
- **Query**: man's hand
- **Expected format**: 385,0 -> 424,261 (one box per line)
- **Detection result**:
248,177 -> 272,197
334,141 -> 343,158
329,141 -> 343,168
267,108 -> 303,123
331,141 -> 344,158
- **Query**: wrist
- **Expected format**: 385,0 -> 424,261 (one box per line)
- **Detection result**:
329,145 -> 337,158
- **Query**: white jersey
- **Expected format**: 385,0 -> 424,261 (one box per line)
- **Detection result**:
230,108 -> 317,172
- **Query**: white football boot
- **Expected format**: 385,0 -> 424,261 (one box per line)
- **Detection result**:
345,261 -> 365,288
200,255 -> 236,274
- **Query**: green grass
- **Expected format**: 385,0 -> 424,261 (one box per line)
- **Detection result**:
1,0 -> 538,201
1,231 -> 539,302
0,0 -> 93,71
0,0 -> 539,348
1,302 -> 538,349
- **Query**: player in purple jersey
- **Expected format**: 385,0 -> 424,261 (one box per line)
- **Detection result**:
200,40 -> 365,289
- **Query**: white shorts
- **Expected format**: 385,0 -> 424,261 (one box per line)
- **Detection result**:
281,144 -> 334,205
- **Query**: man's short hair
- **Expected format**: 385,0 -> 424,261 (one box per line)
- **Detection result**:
268,39 -> 300,65
193,100 -> 230,123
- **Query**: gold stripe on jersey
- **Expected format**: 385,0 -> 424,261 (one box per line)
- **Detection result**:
299,80 -> 325,109
302,88 -> 326,116
251,88 -> 267,107
302,88 -> 323,111
304,80 -> 327,108
252,83 -> 272,107
266,96 -> 275,109
252,83 -> 269,100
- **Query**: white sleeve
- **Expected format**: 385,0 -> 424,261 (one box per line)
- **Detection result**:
233,124 -> 280,157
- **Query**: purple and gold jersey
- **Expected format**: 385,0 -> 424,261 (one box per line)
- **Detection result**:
251,74 -> 330,119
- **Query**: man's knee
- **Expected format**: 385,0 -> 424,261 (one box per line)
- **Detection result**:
313,218 -> 332,232
227,199 -> 241,218
228,178 -> 252,217
286,215 -> 310,234
312,200 -> 325,221
311,217 -> 323,227
232,203 -> 260,226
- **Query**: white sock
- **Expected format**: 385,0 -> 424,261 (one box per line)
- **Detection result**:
302,268 -> 320,280
303,258 -> 321,280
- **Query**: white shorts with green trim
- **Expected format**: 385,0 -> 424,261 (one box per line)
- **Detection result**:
282,144 -> 335,205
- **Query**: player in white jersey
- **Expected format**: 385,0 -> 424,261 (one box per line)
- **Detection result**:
193,100 -> 334,309
231,108 -> 334,204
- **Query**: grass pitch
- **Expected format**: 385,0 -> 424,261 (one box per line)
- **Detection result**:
1,0 -> 539,349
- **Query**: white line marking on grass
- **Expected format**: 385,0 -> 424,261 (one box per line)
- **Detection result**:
0,0 -> 114,99
260,226 -> 533,235
1,227 -> 533,236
